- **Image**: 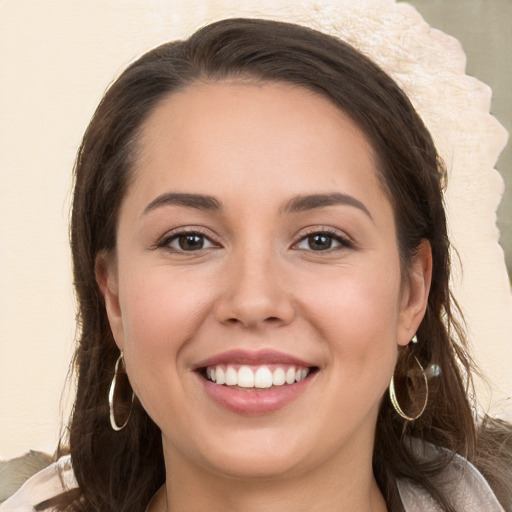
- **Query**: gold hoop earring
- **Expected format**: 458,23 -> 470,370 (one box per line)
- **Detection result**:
389,354 -> 428,421
108,351 -> 135,431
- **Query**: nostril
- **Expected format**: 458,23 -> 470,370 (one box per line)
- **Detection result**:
221,315 -> 285,327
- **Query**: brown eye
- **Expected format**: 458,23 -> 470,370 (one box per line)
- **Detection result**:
177,234 -> 205,251
307,234 -> 333,251
294,230 -> 352,252
161,231 -> 217,252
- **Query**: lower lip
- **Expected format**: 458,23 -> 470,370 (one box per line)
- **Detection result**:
198,374 -> 314,414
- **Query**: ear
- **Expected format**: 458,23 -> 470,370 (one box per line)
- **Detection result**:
95,251 -> 125,350
397,239 -> 432,346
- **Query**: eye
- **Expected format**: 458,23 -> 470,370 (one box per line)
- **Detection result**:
294,230 -> 352,252
161,231 -> 217,252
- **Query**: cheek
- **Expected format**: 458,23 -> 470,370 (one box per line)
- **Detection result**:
119,263 -> 211,342
116,266 -> 213,400
296,262 -> 402,390
298,263 -> 402,344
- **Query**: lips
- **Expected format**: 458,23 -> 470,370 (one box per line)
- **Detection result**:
194,349 -> 318,414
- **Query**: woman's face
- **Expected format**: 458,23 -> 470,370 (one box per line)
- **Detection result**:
99,81 -> 430,480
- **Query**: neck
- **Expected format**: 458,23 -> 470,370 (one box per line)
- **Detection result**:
154,436 -> 387,512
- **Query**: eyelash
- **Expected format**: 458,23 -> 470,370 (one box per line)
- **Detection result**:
156,227 -> 354,254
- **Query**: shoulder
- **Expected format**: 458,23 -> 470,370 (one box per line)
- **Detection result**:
0,455 -> 77,512
397,439 -> 506,512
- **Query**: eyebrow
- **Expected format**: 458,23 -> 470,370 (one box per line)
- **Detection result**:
142,192 -> 223,216
141,191 -> 372,220
283,193 -> 373,220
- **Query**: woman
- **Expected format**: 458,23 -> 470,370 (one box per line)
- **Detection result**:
2,17 -> 511,512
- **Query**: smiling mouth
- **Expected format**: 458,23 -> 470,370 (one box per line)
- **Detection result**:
200,364 -> 318,390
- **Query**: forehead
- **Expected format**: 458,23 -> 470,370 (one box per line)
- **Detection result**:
132,80 -> 383,197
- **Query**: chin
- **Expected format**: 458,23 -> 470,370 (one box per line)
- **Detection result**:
206,450 -> 304,481
180,425 -> 313,480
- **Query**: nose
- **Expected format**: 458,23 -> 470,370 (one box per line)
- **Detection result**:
215,247 -> 295,329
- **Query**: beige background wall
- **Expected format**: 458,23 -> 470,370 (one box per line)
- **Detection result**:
1,0 -> 511,460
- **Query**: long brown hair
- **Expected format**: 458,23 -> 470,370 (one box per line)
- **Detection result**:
44,18 -> 510,511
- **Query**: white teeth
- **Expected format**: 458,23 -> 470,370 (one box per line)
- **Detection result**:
272,367 -> 286,386
237,366 -> 255,388
206,365 -> 311,388
254,367 -> 273,388
215,367 -> 226,385
285,367 -> 296,385
225,366 -> 238,385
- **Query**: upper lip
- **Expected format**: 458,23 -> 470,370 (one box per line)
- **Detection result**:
193,349 -> 315,369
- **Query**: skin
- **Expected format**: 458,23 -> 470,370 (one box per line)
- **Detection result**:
97,81 -> 432,512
